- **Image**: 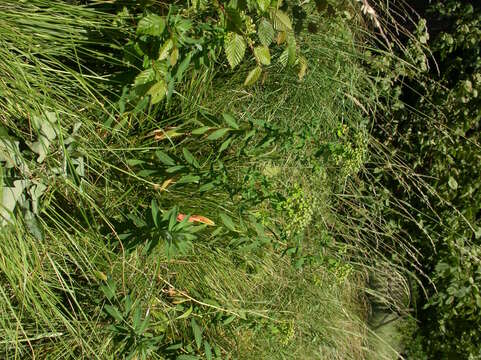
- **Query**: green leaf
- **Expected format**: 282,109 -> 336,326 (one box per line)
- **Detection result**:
287,34 -> 297,66
448,176 -> 458,190
137,14 -> 166,36
219,137 -> 233,154
191,318 -> 203,350
192,126 -> 211,135
104,304 -> 123,321
176,305 -> 193,319
207,128 -> 230,140
220,213 -> 236,231
224,32 -> 246,69
257,0 -> 271,12
272,10 -> 292,31
222,315 -> 236,325
177,174 -> 200,184
183,148 -> 196,166
159,39 -> 174,60
258,18 -> 275,46
222,113 -> 239,130
204,341 -> 213,360
151,199 -> 160,228
244,66 -> 262,86
134,68 -> 155,86
176,53 -> 192,81
177,356 -> 199,360
156,150 -> 176,166
254,46 -> 271,65
147,80 -> 167,104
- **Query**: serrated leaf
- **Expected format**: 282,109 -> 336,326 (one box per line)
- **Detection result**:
170,47 -> 179,66
224,32 -> 246,69
257,0 -> 271,12
191,318 -> 203,350
220,213 -> 236,231
298,55 -> 307,80
254,46 -> 271,65
258,18 -> 275,46
279,47 -> 289,67
158,39 -> 173,60
204,341 -> 213,360
137,14 -> 166,36
134,68 -> 155,86
272,10 -> 292,31
207,128 -> 230,140
147,80 -> 167,104
244,66 -> 262,86
104,304 -> 123,321
156,150 -> 176,166
222,113 -> 239,130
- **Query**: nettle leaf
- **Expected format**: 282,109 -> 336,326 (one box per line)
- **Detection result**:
258,18 -> 275,46
224,32 -> 246,69
244,66 -> 262,86
254,46 -> 271,65
272,10 -> 292,31
137,14 -> 166,36
158,39 -> 173,60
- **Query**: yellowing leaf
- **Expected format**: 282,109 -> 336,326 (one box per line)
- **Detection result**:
244,66 -> 262,87
298,56 -> 307,80
158,39 -> 173,60
254,46 -> 271,65
272,10 -> 292,31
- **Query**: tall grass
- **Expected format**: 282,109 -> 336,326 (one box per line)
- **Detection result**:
0,1 -> 429,359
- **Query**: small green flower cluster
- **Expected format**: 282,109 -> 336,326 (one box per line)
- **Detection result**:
279,183 -> 314,238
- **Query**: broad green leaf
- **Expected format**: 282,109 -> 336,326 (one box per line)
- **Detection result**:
104,304 -> 123,321
258,18 -> 275,46
191,318 -> 203,350
244,66 -> 262,86
170,47 -> 179,66
254,46 -> 271,65
156,150 -> 176,166
176,53 -> 192,81
147,80 -> 167,104
137,14 -> 166,36
134,68 -> 155,86
158,39 -> 173,60
220,213 -> 236,231
257,0 -> 271,12
272,10 -> 292,31
222,113 -> 239,130
224,32 -> 246,69
207,128 -> 230,140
